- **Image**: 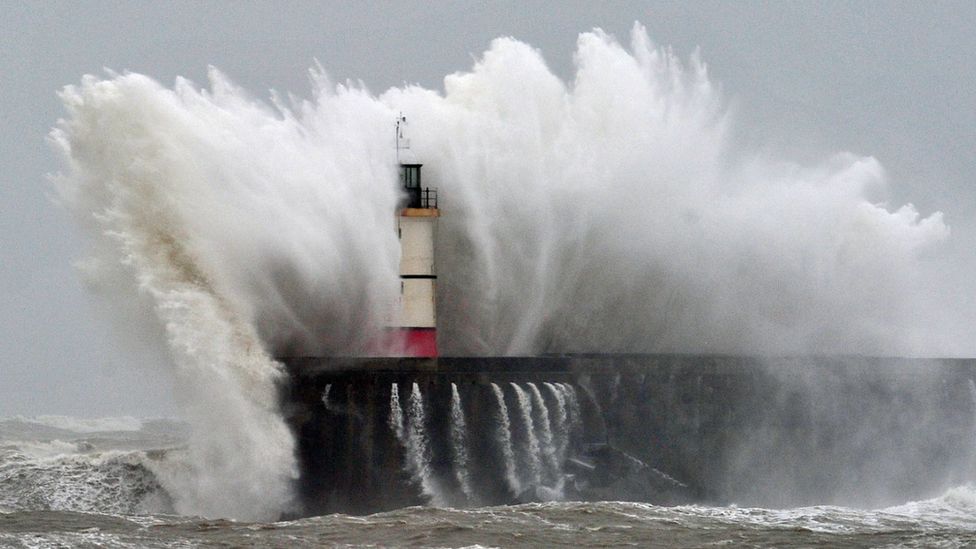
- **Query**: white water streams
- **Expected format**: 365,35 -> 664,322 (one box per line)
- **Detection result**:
322,384 -> 332,408
389,383 -> 405,442
544,382 -> 570,464
390,382 -> 444,504
560,383 -> 583,441
382,380 -> 593,505
491,383 -> 520,494
406,383 -> 444,505
527,383 -> 559,482
510,383 -> 542,487
450,383 -> 474,502
322,383 -> 348,416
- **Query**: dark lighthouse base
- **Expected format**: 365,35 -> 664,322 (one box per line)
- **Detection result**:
280,355 -> 976,517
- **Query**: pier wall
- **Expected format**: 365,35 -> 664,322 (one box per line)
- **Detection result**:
281,355 -> 976,516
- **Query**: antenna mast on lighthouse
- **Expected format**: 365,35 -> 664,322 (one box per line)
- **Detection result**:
395,112 -> 409,165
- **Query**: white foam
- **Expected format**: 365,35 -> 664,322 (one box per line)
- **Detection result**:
0,448 -> 169,515
882,485 -> 976,528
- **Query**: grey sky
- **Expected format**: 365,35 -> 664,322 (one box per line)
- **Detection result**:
2,1 -> 974,416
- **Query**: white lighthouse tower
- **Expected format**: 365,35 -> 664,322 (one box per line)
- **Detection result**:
389,115 -> 438,357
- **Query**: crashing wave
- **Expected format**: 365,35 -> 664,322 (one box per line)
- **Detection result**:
50,23 -> 952,519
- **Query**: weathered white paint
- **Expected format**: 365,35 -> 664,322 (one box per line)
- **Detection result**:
393,213 -> 437,328
398,216 -> 435,276
399,278 -> 436,327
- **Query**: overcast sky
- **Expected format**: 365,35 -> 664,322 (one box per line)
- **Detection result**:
2,1 -> 974,417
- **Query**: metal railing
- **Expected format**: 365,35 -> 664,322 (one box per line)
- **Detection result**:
420,187 -> 437,209
406,187 -> 438,209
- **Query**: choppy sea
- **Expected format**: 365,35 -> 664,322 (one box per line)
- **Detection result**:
3,416 -> 976,548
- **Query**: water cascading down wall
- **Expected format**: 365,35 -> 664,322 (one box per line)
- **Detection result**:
281,355 -> 976,516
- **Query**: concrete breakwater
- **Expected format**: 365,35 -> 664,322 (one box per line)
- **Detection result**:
281,355 -> 976,516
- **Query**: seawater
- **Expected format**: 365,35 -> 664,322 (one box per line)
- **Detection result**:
3,416 -> 976,548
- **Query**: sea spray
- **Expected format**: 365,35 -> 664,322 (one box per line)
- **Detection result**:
52,23 -> 953,518
130,293 -> 297,521
491,383 -> 519,494
450,383 -> 474,501
51,77 -> 299,518
50,69 -> 409,519
58,27 -> 949,360
510,383 -> 542,487
527,383 -> 559,482
385,26 -> 948,357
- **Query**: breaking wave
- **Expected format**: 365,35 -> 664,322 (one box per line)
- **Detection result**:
50,24 -> 951,518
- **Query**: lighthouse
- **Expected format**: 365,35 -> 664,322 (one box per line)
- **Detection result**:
390,115 -> 438,357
